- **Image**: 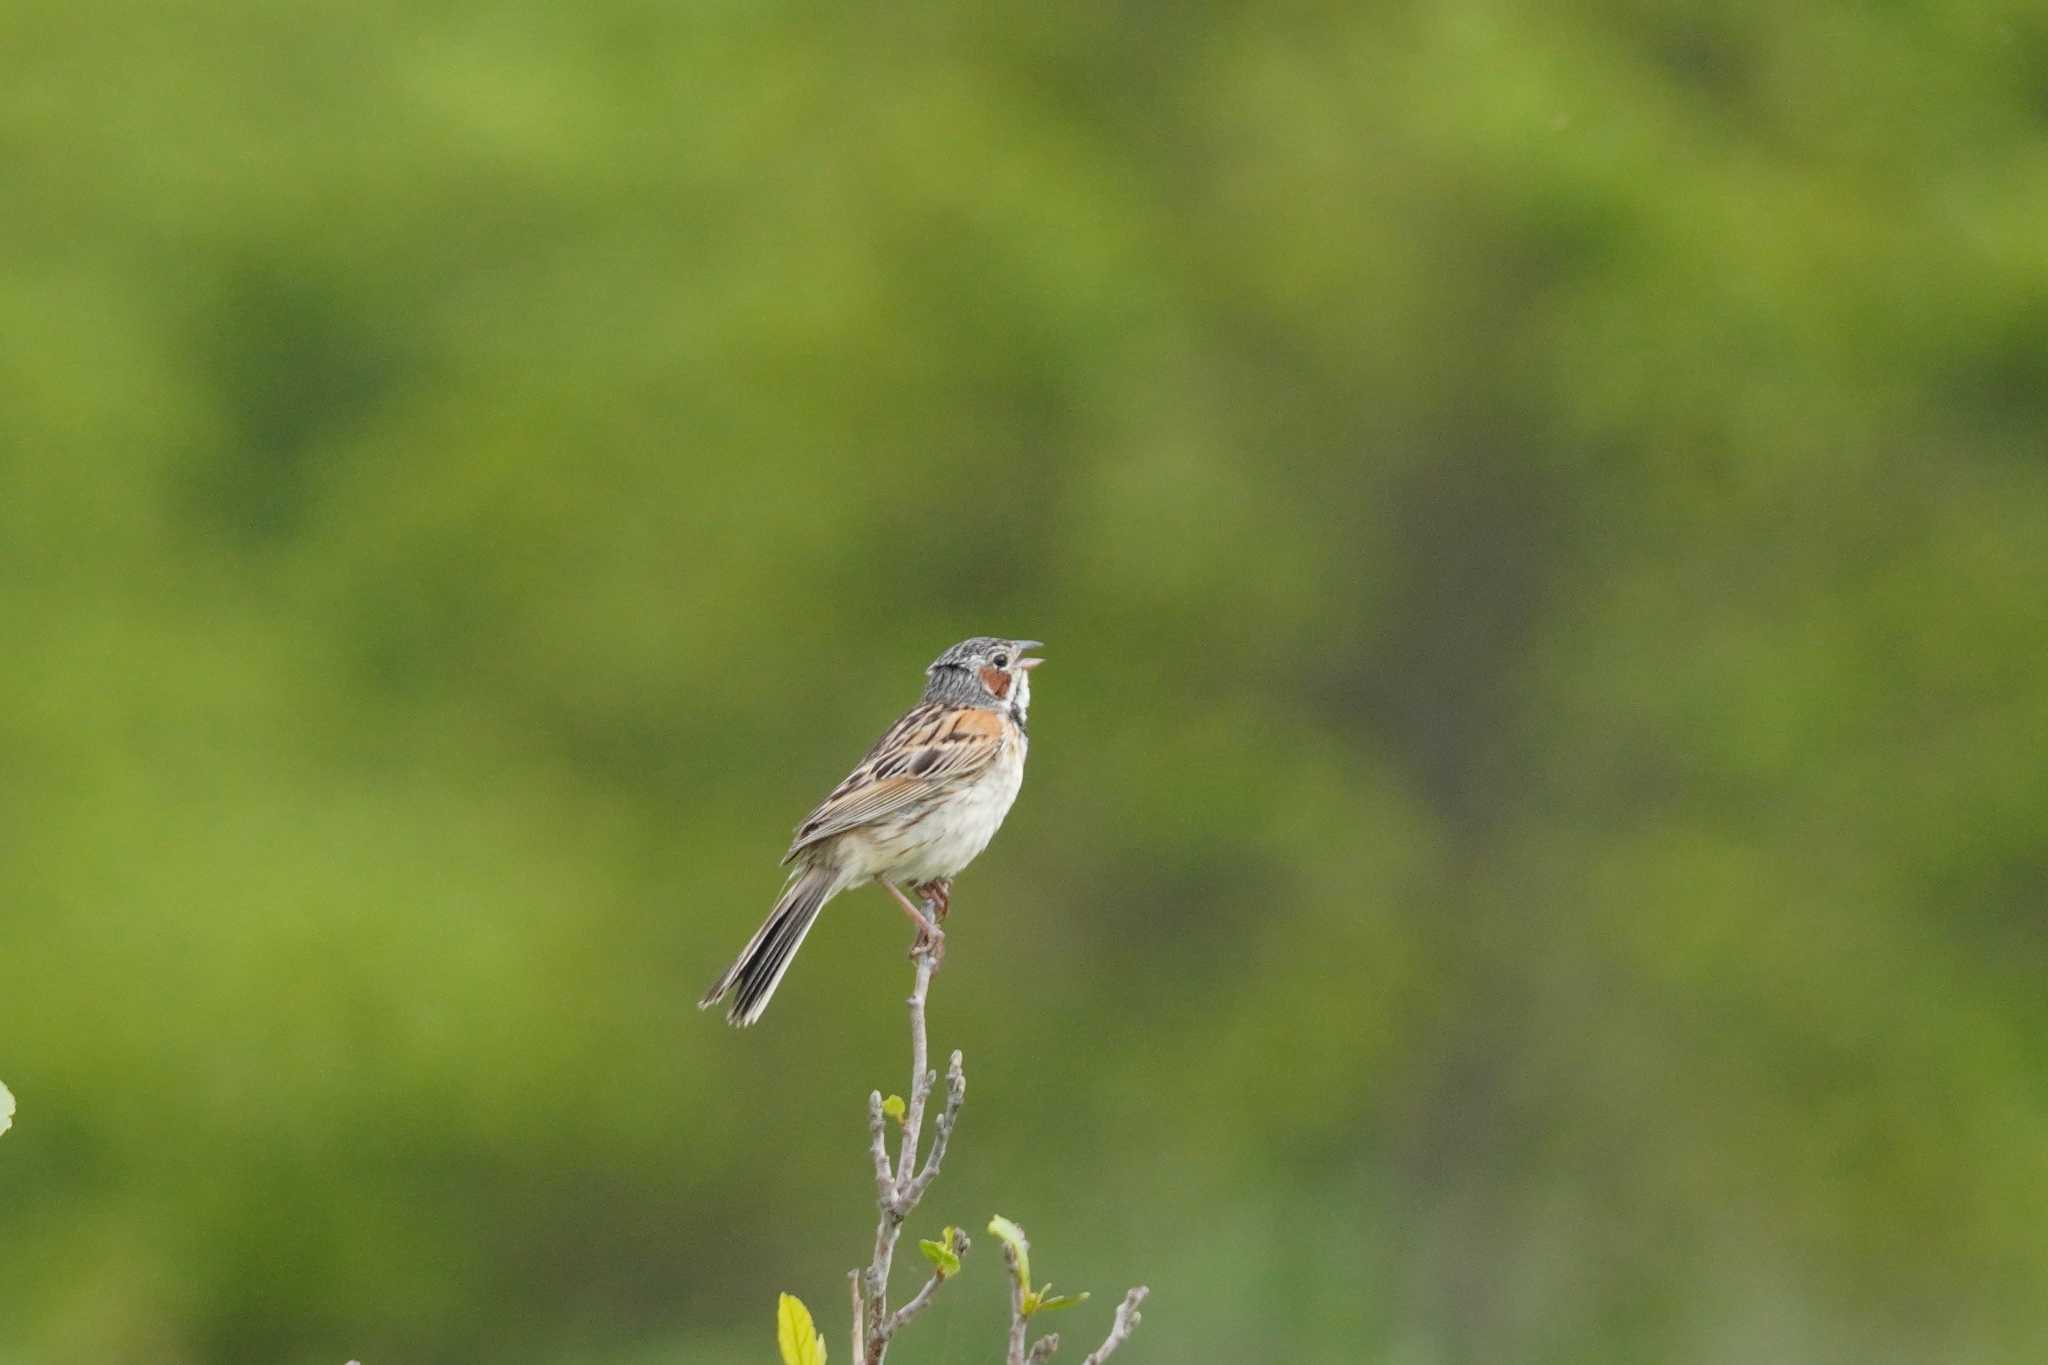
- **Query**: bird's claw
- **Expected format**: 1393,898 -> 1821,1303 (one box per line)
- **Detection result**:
914,879 -> 953,924
909,923 -> 946,963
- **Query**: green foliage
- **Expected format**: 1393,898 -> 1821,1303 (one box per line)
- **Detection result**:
987,1215 -> 1032,1295
775,1294 -> 825,1365
880,1094 -> 907,1127
917,1229 -> 961,1280
988,1214 -> 1088,1316
3,1 -> 2047,1362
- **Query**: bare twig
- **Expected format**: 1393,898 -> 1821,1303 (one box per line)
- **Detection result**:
997,1216 -> 1149,1365
866,1091 -> 894,1204
905,1049 -> 965,1203
843,891 -> 1149,1364
854,892 -> 969,1365
893,951 -> 936,1187
1079,1287 -> 1150,1365
884,1225 -> 968,1336
1004,1233 -> 1033,1365
849,1270 -> 866,1365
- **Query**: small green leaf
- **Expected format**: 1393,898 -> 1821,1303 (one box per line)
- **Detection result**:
881,1094 -> 907,1126
1032,1291 -> 1091,1314
918,1233 -> 961,1279
777,1292 -> 827,1365
986,1215 -> 1031,1292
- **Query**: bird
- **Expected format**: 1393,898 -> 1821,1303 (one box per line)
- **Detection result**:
699,636 -> 1044,1027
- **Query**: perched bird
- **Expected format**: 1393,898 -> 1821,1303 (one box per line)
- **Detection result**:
700,636 -> 1044,1026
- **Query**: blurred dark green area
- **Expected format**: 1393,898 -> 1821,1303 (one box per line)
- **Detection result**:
4,0 -> 2047,1361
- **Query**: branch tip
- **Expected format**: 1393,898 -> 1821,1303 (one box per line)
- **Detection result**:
1078,1287 -> 1150,1365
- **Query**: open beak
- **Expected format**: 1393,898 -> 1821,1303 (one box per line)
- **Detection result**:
1013,641 -> 1045,670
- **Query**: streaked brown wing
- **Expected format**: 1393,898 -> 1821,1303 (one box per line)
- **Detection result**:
781,703 -> 1008,863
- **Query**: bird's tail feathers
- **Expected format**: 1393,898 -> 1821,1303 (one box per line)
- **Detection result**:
698,865 -> 843,1027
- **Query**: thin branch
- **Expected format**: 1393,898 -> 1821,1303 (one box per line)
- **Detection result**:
906,1050 -> 965,1204
1004,1235 -> 1032,1365
884,1226 -> 969,1336
855,889 -> 967,1365
866,1091 -> 894,1205
1079,1287 -> 1150,1365
843,889 -> 1150,1365
849,1269 -> 866,1365
893,950 -> 936,1188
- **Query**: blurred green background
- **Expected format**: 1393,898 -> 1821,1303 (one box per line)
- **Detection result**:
5,1 -> 2047,1362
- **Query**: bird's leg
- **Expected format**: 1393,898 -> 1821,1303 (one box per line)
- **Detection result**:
913,879 -> 953,924
882,880 -> 944,957
881,879 -> 936,934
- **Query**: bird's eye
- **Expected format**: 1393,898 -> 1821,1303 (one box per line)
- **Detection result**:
991,652 -> 1010,668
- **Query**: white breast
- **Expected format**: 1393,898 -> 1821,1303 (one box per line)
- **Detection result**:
851,731 -> 1027,886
